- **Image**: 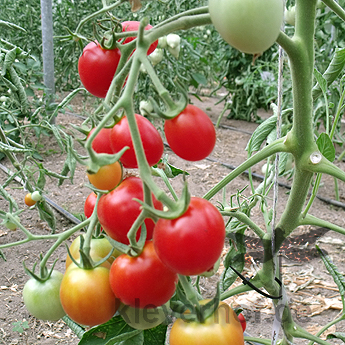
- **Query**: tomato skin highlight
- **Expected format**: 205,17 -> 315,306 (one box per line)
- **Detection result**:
208,0 -> 284,54
87,161 -> 123,191
88,127 -> 114,154
23,270 -> 66,321
78,42 -> 121,98
60,266 -> 118,327
110,114 -> 164,169
121,21 -> 158,55
164,104 -> 216,161
109,241 -> 178,308
169,301 -> 244,345
97,176 -> 163,244
153,197 -> 225,276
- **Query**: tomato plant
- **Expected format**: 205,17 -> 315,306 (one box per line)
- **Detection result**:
65,235 -> 115,269
23,270 -> 66,321
109,241 -> 178,308
153,197 -> 225,275
121,21 -> 158,55
118,302 -> 169,330
88,127 -> 114,154
110,114 -> 164,169
86,160 -> 123,191
169,301 -> 244,345
78,41 -> 121,98
60,266 -> 118,327
24,193 -> 36,206
164,104 -> 216,161
208,0 -> 284,54
97,176 -> 163,244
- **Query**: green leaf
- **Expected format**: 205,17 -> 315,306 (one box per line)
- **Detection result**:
245,115 -> 277,156
79,315 -> 143,345
316,245 -> 345,297
37,200 -> 56,232
191,73 -> 207,86
313,68 -> 328,95
313,48 -> 345,100
316,133 -> 335,162
326,332 -> 345,341
143,324 -> 167,345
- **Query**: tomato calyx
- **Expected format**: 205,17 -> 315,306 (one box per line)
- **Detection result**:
66,235 -> 114,270
149,80 -> 188,120
23,255 -> 57,284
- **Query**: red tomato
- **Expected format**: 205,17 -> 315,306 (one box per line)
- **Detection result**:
238,313 -> 246,332
169,301 -> 244,345
164,104 -> 216,161
88,127 -> 114,154
109,241 -> 178,308
87,161 -> 123,191
84,192 -> 97,218
78,41 -> 121,98
60,266 -> 119,327
121,21 -> 158,55
97,177 -> 163,244
110,114 -> 164,169
153,197 -> 225,275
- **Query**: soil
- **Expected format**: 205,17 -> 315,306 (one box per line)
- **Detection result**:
1,93 -> 345,345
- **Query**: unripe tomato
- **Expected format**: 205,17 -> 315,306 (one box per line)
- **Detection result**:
169,301 -> 244,345
78,42 -> 121,98
4,215 -> 20,231
87,161 -> 123,191
60,266 -> 118,327
208,0 -> 284,54
65,235 -> 115,269
25,193 -> 36,206
23,270 -> 66,321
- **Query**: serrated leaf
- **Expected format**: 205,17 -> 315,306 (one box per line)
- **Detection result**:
316,245 -> 345,297
245,115 -> 277,156
326,332 -> 345,341
316,133 -> 335,162
79,315 -> 143,345
314,68 -> 328,95
313,48 -> 345,100
37,200 -> 56,232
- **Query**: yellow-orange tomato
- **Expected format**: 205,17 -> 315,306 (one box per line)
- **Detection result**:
65,235 -> 116,270
87,161 -> 122,191
169,301 -> 244,345
24,193 -> 36,206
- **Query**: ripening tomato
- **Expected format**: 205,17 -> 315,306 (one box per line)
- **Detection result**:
169,301 -> 244,345
87,161 -> 123,191
110,114 -> 164,169
23,270 -> 66,321
164,104 -> 216,161
78,41 -> 121,98
120,21 -> 158,55
208,0 -> 284,54
88,127 -> 114,154
65,235 -> 115,269
97,176 -> 163,244
60,266 -> 118,327
109,241 -> 178,308
153,197 -> 225,276
25,193 -> 36,206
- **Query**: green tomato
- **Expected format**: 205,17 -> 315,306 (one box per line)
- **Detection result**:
208,0 -> 284,54
23,270 -> 66,321
284,5 -> 296,26
4,215 -> 20,231
118,302 -> 169,330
